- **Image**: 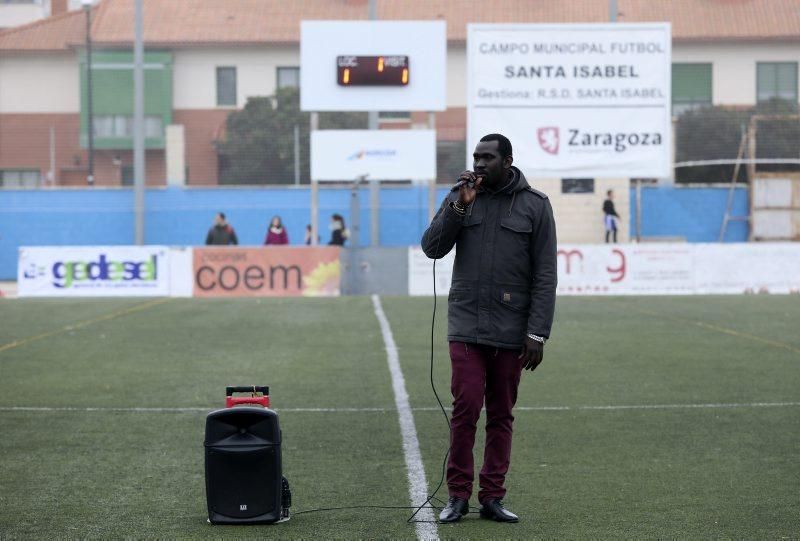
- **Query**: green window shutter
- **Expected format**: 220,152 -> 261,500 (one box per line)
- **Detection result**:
80,50 -> 173,149
757,62 -> 798,103
672,63 -> 712,104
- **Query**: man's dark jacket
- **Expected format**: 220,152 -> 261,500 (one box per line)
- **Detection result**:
421,166 -> 557,349
205,224 -> 238,245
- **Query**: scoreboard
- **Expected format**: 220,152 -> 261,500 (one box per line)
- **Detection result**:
337,55 -> 410,86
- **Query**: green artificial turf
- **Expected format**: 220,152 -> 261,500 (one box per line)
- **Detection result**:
0,295 -> 798,539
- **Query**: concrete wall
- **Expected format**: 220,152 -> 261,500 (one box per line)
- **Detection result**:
543,177 -> 631,244
0,184 -> 749,279
0,55 -> 78,113
0,3 -> 47,29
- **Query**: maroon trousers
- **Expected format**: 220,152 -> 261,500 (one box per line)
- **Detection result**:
447,341 -> 524,504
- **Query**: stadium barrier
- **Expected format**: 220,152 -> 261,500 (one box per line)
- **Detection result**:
408,243 -> 800,296
17,246 -> 342,298
17,243 -> 800,297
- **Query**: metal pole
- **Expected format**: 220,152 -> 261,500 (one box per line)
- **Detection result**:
293,124 -> 300,186
133,0 -> 145,245
609,0 -> 618,22
310,112 -> 319,245
85,4 -> 94,186
368,0 -> 379,246
428,112 -> 437,221
635,179 -> 642,242
49,126 -> 56,186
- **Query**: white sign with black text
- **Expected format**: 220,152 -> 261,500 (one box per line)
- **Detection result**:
467,23 -> 672,178
311,130 -> 437,181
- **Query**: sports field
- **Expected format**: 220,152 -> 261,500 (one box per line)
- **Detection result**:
0,295 -> 798,539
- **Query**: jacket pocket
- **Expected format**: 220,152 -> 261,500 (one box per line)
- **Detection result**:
492,287 -> 530,346
447,286 -> 478,340
499,216 -> 532,252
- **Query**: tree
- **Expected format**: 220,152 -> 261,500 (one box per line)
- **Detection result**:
216,87 -> 367,185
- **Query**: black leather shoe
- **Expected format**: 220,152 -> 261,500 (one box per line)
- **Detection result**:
438,496 -> 469,523
479,499 -> 519,522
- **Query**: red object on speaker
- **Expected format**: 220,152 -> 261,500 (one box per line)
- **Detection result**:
226,395 -> 270,408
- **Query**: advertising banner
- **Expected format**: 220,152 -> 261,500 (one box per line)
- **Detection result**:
408,247 -> 456,296
311,130 -> 436,181
17,246 -> 170,297
467,23 -> 671,178
409,244 -> 800,296
193,247 -> 341,298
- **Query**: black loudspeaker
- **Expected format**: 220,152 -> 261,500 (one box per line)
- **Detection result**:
204,387 -> 284,524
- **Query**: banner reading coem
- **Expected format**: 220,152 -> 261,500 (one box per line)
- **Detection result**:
18,246 -> 170,297
467,23 -> 671,178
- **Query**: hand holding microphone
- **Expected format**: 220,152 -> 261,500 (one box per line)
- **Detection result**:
455,170 -> 484,207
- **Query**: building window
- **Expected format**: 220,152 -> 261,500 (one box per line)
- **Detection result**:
277,67 -> 300,89
561,178 -> 595,194
672,63 -> 712,116
217,67 -> 237,106
757,62 -> 798,108
1,170 -> 41,187
378,111 -> 411,121
92,115 -> 163,138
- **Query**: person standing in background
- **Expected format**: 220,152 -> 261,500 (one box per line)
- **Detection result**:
603,190 -> 620,243
264,215 -> 289,245
205,212 -> 238,245
328,214 -> 349,246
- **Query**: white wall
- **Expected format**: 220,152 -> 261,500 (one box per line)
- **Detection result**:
173,46 -> 299,109
0,3 -> 47,28
0,55 -> 79,113
447,45 -> 466,107
542,178 -> 630,243
673,42 -> 800,106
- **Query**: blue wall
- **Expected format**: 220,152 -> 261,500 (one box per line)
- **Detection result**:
0,185 -> 748,280
632,185 -> 749,243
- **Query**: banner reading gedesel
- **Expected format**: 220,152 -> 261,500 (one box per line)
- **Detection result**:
467,23 -> 671,178
17,246 -> 170,297
193,247 -> 341,297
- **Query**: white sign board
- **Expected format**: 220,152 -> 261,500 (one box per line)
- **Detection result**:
467,23 -> 671,178
408,246 -> 456,296
311,130 -> 436,181
301,20 -> 446,112
409,244 -> 800,296
18,246 -> 170,297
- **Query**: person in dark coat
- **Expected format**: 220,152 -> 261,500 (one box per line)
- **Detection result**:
603,189 -> 620,243
421,133 -> 557,524
205,212 -> 238,245
327,214 -> 349,246
264,215 -> 289,245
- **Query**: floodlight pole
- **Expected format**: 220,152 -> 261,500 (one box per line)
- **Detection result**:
368,0 -> 380,246
310,113 -> 319,246
83,0 -> 94,186
133,0 -> 145,244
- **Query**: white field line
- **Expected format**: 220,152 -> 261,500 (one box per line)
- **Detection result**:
2,402 -> 799,414
371,295 -> 438,540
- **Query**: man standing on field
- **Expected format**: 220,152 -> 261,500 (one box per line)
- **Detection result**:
421,133 -> 557,523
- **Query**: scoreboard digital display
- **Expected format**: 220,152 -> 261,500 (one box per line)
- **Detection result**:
337,55 -> 410,86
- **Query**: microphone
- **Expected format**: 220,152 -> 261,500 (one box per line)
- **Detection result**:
453,174 -> 484,190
